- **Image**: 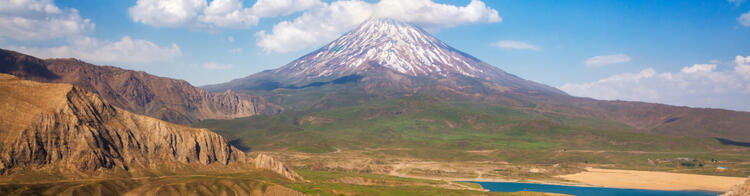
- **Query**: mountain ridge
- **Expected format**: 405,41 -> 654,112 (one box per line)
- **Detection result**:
0,73 -> 245,174
0,49 -> 282,124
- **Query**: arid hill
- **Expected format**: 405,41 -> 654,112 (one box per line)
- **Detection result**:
0,73 -> 248,174
0,49 -> 281,124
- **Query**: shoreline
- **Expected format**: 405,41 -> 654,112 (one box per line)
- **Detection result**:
555,168 -> 746,192
386,167 -> 745,193
467,180 -> 722,194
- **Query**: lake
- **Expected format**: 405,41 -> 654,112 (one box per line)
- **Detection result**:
473,181 -> 719,196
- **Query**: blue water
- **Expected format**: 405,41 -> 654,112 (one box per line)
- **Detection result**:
473,181 -> 719,196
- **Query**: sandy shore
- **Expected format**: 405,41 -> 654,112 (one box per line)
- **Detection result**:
557,168 -> 747,192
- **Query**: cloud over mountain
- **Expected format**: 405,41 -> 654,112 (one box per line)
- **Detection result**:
492,40 -> 540,51
0,0 -> 181,64
256,0 -> 502,53
128,0 -> 321,30
584,54 -> 631,67
0,0 -> 94,41
560,55 -> 750,111
8,36 -> 181,63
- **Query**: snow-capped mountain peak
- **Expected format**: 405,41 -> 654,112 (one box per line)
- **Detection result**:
276,18 -> 491,79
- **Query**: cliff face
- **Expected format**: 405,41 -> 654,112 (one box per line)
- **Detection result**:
254,154 -> 303,181
0,74 -> 246,174
0,49 -> 281,124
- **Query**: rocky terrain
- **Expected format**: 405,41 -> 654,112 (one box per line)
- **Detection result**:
723,177 -> 750,196
0,49 -> 281,124
254,153 -> 303,181
0,73 -> 251,174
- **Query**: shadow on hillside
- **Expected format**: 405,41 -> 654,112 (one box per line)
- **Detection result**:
249,74 -> 363,91
716,138 -> 750,147
1,49 -> 61,80
228,139 -> 252,152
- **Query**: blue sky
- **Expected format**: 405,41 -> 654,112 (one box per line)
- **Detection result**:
2,0 -> 750,111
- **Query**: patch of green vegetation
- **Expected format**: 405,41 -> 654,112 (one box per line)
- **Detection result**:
287,169 -> 544,196
0,168 -> 558,196
195,95 -> 750,176
289,142 -> 337,153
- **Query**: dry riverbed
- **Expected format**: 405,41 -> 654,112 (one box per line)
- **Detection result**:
557,168 -> 747,192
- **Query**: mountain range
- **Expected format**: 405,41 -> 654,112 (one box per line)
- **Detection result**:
206,18 -> 750,142
0,49 -> 281,125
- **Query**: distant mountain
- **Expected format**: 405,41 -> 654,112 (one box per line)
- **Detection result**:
0,49 -> 281,124
205,18 -> 750,142
0,73 -> 245,174
205,18 -> 564,96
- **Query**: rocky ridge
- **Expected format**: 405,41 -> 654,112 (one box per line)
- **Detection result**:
0,74 -> 299,180
0,73 -> 245,173
0,49 -> 281,124
254,153 -> 303,181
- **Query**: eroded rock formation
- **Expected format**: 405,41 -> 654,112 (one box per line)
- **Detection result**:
0,74 -> 246,174
1,49 -> 282,124
255,153 -> 304,181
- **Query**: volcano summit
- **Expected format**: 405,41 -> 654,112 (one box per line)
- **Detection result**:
207,18 -> 564,96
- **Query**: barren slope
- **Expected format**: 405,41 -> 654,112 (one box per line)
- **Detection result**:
0,73 -> 245,174
0,49 -> 281,124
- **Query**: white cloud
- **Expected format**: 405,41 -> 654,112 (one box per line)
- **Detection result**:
680,64 -> 716,73
736,55 -> 750,80
129,0 -> 206,27
227,36 -> 234,42
491,40 -> 540,51
729,0 -> 746,6
373,0 -> 501,30
250,0 -> 323,17
255,0 -> 373,53
256,0 -> 502,53
198,0 -> 258,29
584,54 -> 631,67
739,11 -> 750,27
203,62 -> 234,70
9,36 -> 182,64
128,0 -> 321,30
560,56 -> 750,112
1,0 -> 182,65
228,47 -> 242,53
129,0 -> 256,29
0,0 -> 94,41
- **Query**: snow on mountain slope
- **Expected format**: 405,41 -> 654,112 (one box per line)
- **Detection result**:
210,18 -> 564,95
277,18 -> 486,78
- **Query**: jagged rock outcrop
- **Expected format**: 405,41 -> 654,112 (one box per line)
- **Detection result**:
0,49 -> 282,124
254,153 -> 303,181
723,177 -> 750,196
0,74 -> 247,174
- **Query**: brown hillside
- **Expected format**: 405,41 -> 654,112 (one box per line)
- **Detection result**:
0,73 -> 245,174
0,49 -> 281,124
